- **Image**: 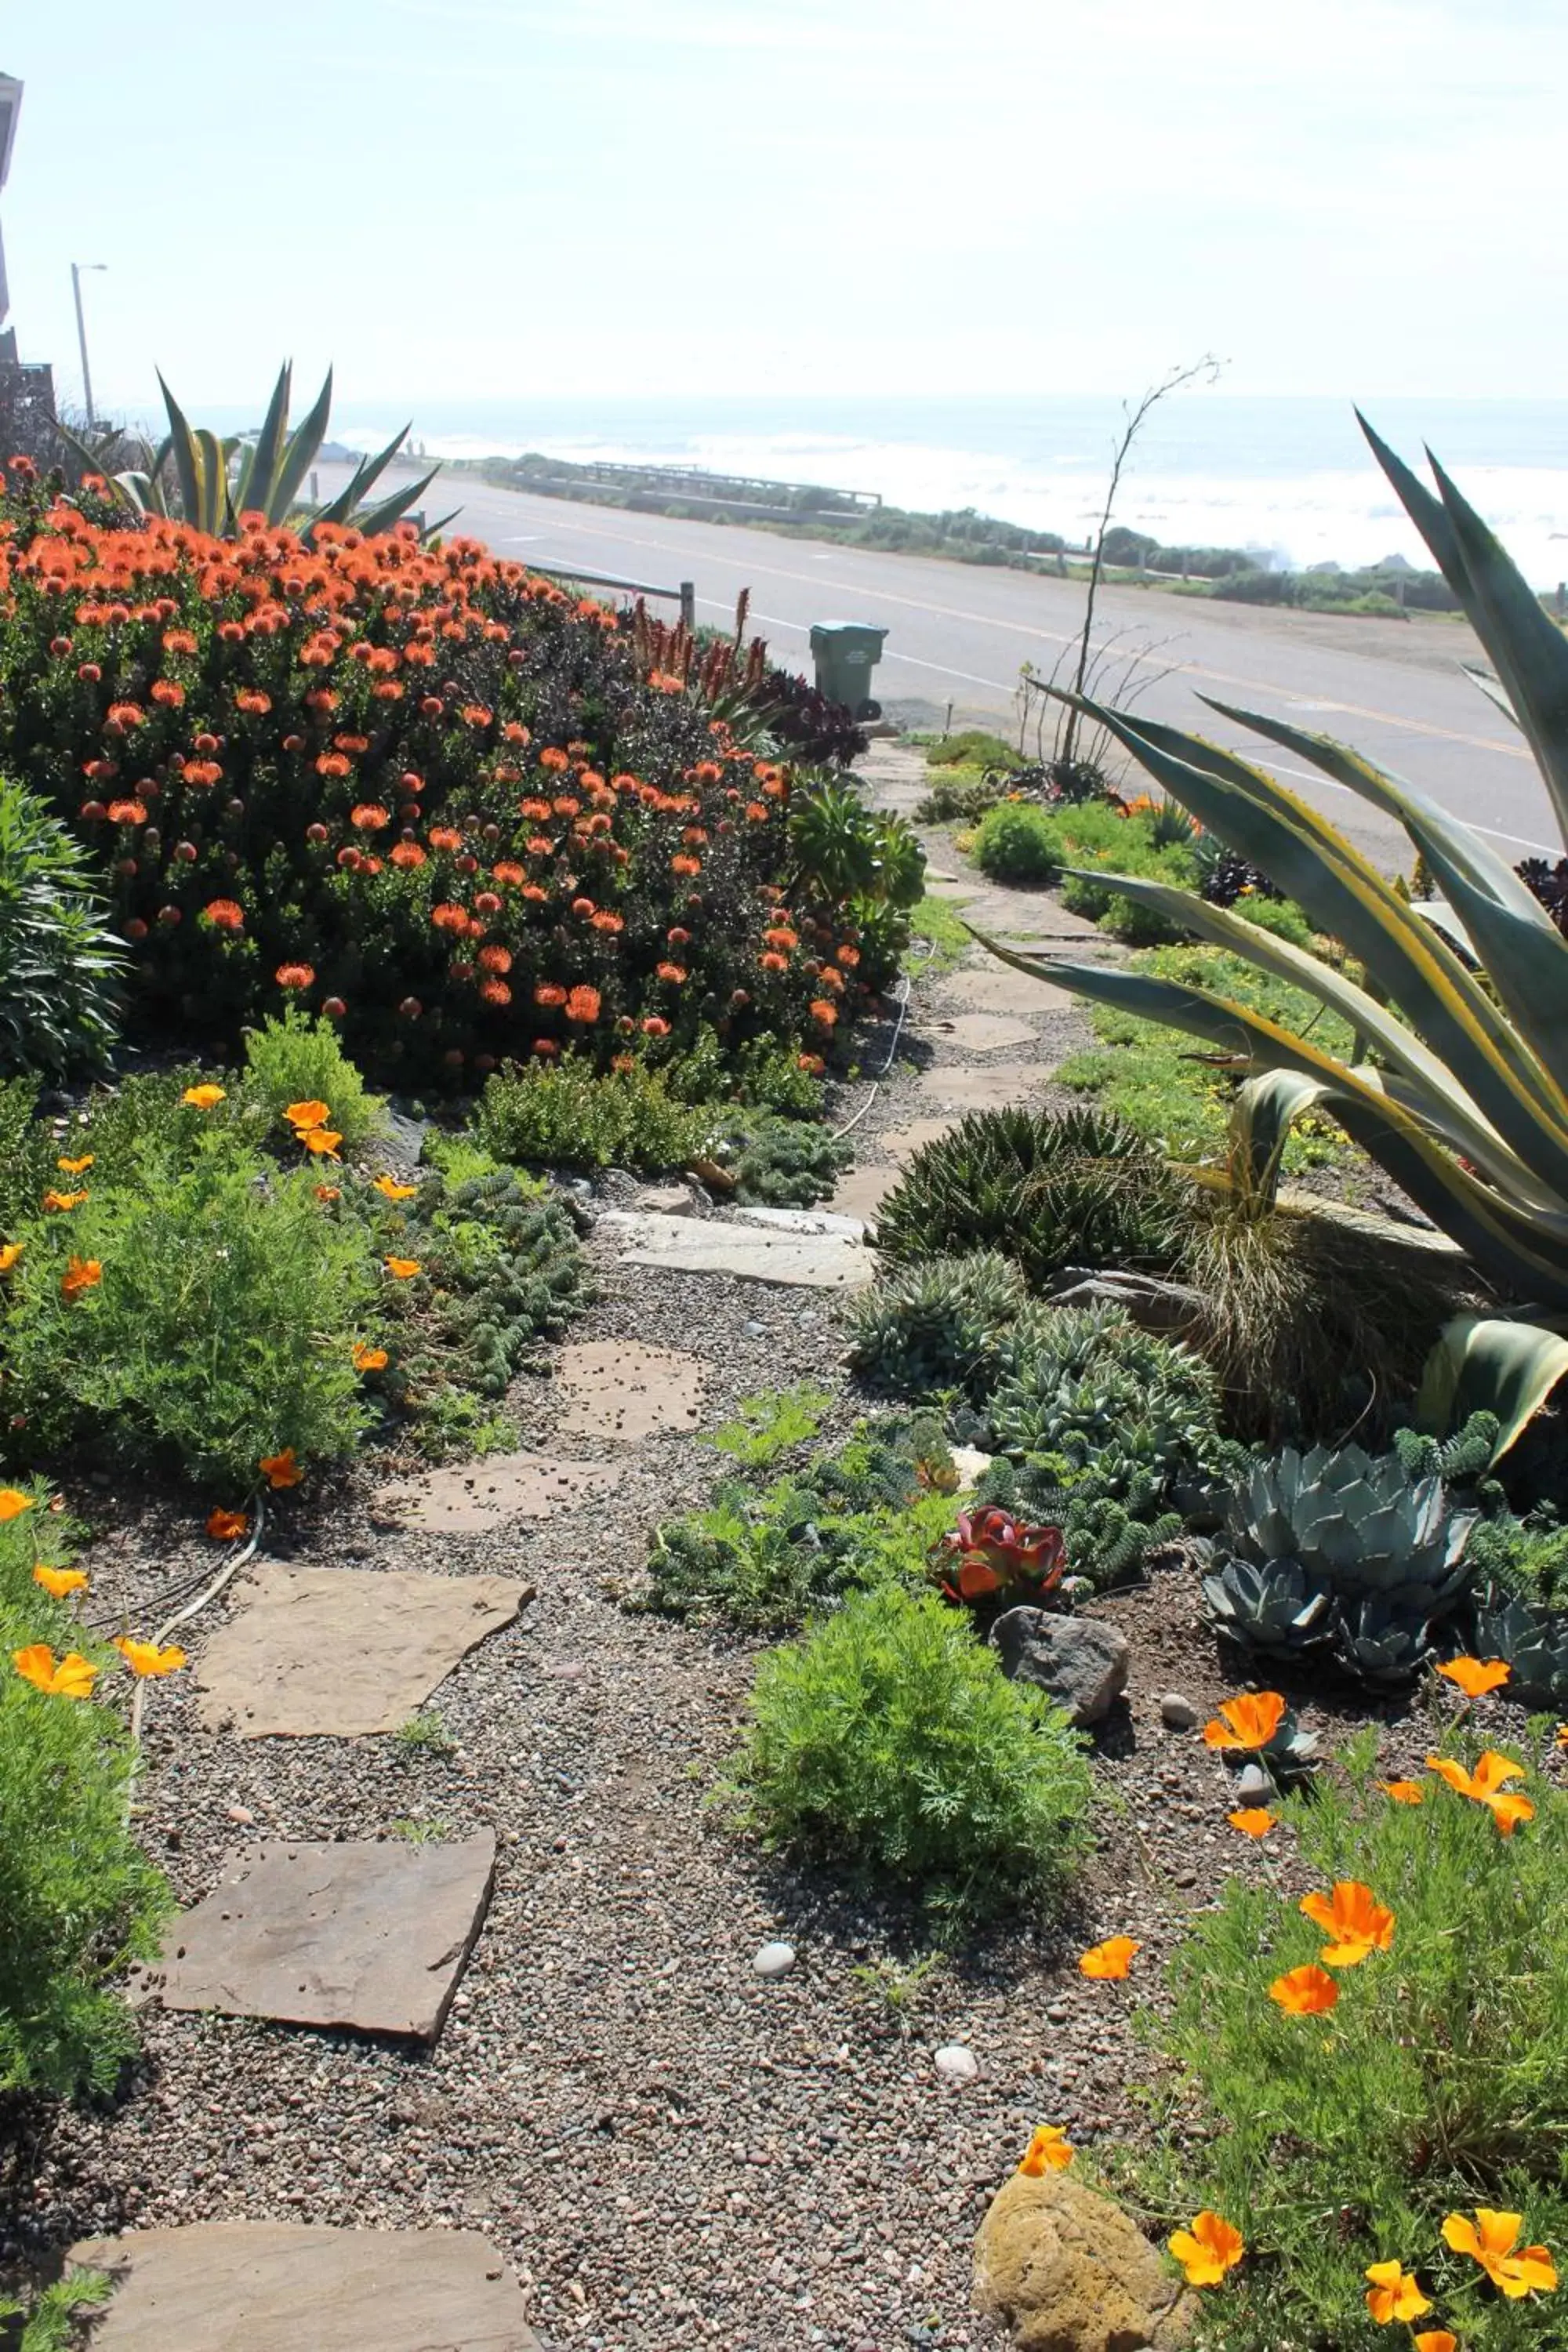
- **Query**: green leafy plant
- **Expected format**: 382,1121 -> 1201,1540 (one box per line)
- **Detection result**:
238,1005 -> 389,1157
846,1250 -> 1030,1401
475,1056 -> 710,1172
1122,1732 -> 1568,2351
728,1584 -> 1094,1917
0,1486 -> 171,2093
392,1708 -> 456,1755
704,1385 -> 833,1470
0,2270 -> 114,2352
989,1302 -> 1226,1484
724,1113 -> 851,1207
0,774 -> 124,1076
872,1106 -> 1190,1288
975,1454 -> 1182,1589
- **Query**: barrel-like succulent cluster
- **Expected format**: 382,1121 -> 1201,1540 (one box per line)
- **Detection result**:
1203,1443 -> 1482,1685
988,1305 -> 1226,1491
845,1250 -> 1029,1401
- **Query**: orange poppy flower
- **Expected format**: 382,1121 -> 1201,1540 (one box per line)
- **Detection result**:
1168,2212 -> 1244,2287
1079,1936 -> 1140,1980
1299,1879 -> 1396,1967
259,1447 -> 303,1490
0,1488 -> 35,1521
1441,2209 -> 1557,2299
1018,2125 -> 1073,2175
61,1257 -> 102,1298
372,1175 -> 418,1201
1436,1656 -> 1510,1697
1378,1779 -> 1425,1805
299,1127 -> 343,1158
1363,2260 -> 1432,2325
33,1565 -> 88,1599
112,1636 -> 187,1679
1269,1964 -> 1339,2015
56,1153 -> 94,1175
1227,1808 -> 1275,1837
314,1184 -> 342,1203
1202,1691 -> 1286,1751
0,1241 -> 21,1272
384,1256 -> 421,1279
1425,1751 -> 1535,1835
13,1643 -> 98,1698
353,1342 -> 389,1372
284,1100 -> 331,1131
42,1189 -> 89,1212
183,1083 -> 226,1109
206,1507 -> 249,1541
1411,2336 -> 1457,2352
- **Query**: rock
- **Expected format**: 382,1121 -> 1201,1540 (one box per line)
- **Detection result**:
65,2221 -> 542,2350
637,1182 -> 699,1216
752,1941 -> 796,1980
950,1445 -> 994,1488
1160,1692 -> 1200,1731
596,1206 -> 873,1290
973,2170 -> 1197,2351
934,2044 -> 978,2082
918,1012 -> 1040,1054
372,1450 -> 616,1535
555,1338 -> 709,1442
1233,1762 -> 1274,1804
989,1610 -> 1131,1727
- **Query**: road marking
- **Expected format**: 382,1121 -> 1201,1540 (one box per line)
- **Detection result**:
480,492 -> 1530,761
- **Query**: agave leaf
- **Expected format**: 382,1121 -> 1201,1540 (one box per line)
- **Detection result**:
233,359 -> 293,520
308,423 -> 412,528
1231,1068 -> 1334,1204
192,428 -> 231,536
350,461 -> 445,539
157,372 -> 207,529
1415,1313 -> 1568,1462
269,366 -> 335,521
1465,666 -> 1523,732
419,506 -> 463,543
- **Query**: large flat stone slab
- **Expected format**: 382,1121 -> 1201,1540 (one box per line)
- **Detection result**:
597,1206 -> 873,1290
67,2223 -> 542,2350
915,1011 -> 1039,1053
555,1337 -> 709,1441
940,960 -> 1075,1015
914,1062 -> 1044,1115
373,1451 -> 616,1534
136,1833 -> 495,2040
880,1116 -> 958,1163
827,1163 -> 901,1221
197,1568 -> 528,1739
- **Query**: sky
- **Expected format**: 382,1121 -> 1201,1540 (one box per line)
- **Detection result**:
4,0 -> 1566,419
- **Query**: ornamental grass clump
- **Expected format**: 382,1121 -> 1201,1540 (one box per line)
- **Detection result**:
0,1483 -> 170,2093
730,1584 -> 1094,1915
1124,1730 -> 1566,2350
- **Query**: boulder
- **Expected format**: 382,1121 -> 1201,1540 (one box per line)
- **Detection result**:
973,2170 -> 1197,2351
990,1610 -> 1131,1726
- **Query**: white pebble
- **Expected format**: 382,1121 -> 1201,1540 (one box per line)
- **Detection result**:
934,2042 -> 978,2082
752,1940 -> 796,1979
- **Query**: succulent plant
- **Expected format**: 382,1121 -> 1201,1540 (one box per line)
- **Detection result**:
1201,1555 -> 1332,1659
871,1107 -> 1189,1288
989,1305 -> 1226,1490
1472,1591 -> 1568,1708
978,1454 -> 1181,1591
845,1251 -> 1029,1401
1327,1595 -> 1439,1688
932,1504 -> 1065,1605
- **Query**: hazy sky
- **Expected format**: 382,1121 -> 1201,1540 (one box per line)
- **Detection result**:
5,0 -> 1564,415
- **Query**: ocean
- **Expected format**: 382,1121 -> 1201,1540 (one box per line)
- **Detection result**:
322,394 -> 1568,590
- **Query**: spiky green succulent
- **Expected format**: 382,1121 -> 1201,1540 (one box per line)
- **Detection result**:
846,1251 -> 1029,1400
1201,1555 -> 1332,1659
989,1305 -> 1225,1487
871,1106 -> 1189,1287
1472,1591 -> 1568,1708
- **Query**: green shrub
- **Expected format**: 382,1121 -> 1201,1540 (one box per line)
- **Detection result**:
0,1136 -> 376,1489
0,1484 -> 170,2093
0,775 -> 124,1078
0,2273 -> 114,2351
385,1166 -> 590,1414
1123,1732 -> 1568,2351
239,1005 -> 389,1157
989,1303 -> 1227,1486
726,1113 -> 850,1207
475,1056 -> 710,1172
972,800 -> 1064,884
704,1385 -> 833,1471
873,1106 -> 1190,1287
926,731 -> 1023,770
846,1250 -> 1029,1400
730,1585 -> 1093,1915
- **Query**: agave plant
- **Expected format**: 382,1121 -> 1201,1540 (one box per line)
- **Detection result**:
63,363 -> 452,544
1471,1589 -> 1568,1708
972,417 -> 1568,1454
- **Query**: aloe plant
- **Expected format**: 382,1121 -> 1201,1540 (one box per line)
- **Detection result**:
973,416 -> 1568,1449
64,363 -> 452,543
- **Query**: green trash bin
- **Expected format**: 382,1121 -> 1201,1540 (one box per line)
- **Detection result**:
809,619 -> 888,720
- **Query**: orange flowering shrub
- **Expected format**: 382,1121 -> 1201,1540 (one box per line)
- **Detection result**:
0,481 -> 902,1083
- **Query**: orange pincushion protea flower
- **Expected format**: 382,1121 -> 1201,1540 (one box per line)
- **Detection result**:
565,985 -> 601,1024
1441,2209 -> 1557,2298
1269,1964 -> 1339,2015
1299,1879 -> 1396,1967
1168,2212 -> 1244,2287
1202,1691 -> 1286,1751
1079,1936 -> 1140,1980
1426,1750 -> 1535,1835
1436,1655 -> 1510,1697
13,1644 -> 98,1699
201,898 -> 245,932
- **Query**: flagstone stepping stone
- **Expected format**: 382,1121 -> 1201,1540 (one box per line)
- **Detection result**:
372,1450 -> 616,1534
916,1011 -> 1039,1053
135,1831 -> 495,2041
555,1337 -> 710,1442
879,1116 -> 957,1163
195,1567 -> 528,1740
597,1205 -> 873,1290
826,1162 -> 900,1222
66,2221 -> 542,2350
914,1062 -> 1044,1115
941,960 -> 1074,1016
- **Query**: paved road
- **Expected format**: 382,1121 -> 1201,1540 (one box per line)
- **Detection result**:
321,463 -> 1555,870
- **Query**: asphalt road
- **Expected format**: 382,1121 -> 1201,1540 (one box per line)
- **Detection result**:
319,462 -> 1555,870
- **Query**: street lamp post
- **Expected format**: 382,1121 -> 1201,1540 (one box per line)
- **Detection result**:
71,261 -> 106,426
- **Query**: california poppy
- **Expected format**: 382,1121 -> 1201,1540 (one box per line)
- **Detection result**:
1411,2335 -> 1457,2352
372,1175 -> 418,1201
1227,1808 -> 1275,1837
283,1100 -> 330,1131
42,1189 -> 89,1212
0,1488 -> 34,1522
183,1084 -> 226,1109
1168,2212 -> 1244,2287
1018,2125 -> 1073,2175
1299,1880 -> 1396,1967
1441,2209 -> 1557,2299
1079,1936 -> 1140,1980
1202,1692 -> 1287,1752
60,1258 -> 102,1299
112,1636 -> 187,1679
206,1507 -> 249,1541
259,1448 -> 303,1490
33,1565 -> 88,1599
56,1153 -> 93,1175
1363,2260 -> 1431,2324
1426,1751 -> 1534,1836
353,1342 -> 389,1372
299,1127 -> 343,1158
1436,1656 -> 1511,1698
1378,1780 -> 1425,1805
0,1242 -> 22,1272
13,1643 -> 98,1698
384,1257 -> 421,1279
1269,1963 -> 1339,2015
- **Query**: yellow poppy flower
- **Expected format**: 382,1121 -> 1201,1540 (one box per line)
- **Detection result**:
1168,2211 -> 1244,2287
183,1083 -> 227,1109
